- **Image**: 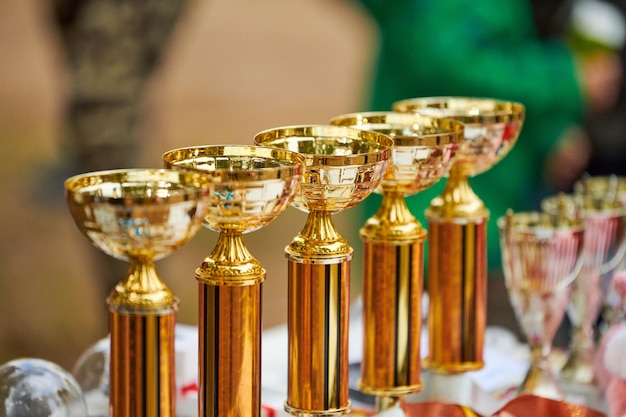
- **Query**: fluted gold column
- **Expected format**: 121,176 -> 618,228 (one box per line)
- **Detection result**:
424,167 -> 487,372
197,232 -> 264,417
108,262 -> 178,417
285,210 -> 351,417
360,191 -> 424,402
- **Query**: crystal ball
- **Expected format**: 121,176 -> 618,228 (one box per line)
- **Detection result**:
0,358 -> 87,417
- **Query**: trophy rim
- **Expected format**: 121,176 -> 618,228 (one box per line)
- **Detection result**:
541,192 -> 626,219
497,210 -> 585,233
392,96 -> 525,124
253,124 -> 393,166
328,110 -> 464,147
253,124 -> 393,213
64,168 -> 212,204
574,174 -> 626,204
64,168 -> 211,265
163,144 -> 305,233
162,144 -> 305,179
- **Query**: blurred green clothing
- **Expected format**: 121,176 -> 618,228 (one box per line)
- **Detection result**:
354,0 -> 585,272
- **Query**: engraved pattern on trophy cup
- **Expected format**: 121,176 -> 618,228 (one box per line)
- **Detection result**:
65,169 -> 212,417
393,98 -> 525,377
329,111 -> 464,413
254,125 -> 392,417
163,145 -> 304,417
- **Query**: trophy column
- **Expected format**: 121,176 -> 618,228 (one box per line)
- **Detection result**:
197,233 -> 264,417
328,111 -> 463,411
108,279 -> 178,417
359,191 -> 425,405
254,125 -> 393,417
285,211 -> 351,416
163,145 -> 304,417
392,98 -> 525,389
65,169 -> 212,417
425,166 -> 488,372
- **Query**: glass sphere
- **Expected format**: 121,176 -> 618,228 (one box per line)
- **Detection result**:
71,338 -> 109,417
0,358 -> 87,417
72,338 -> 108,396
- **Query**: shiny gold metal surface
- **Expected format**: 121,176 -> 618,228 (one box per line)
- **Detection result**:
200,284 -> 262,417
498,211 -> 584,400
542,192 -> 626,384
394,97 -> 524,373
329,112 -> 463,407
109,312 -> 176,416
286,259 -> 350,416
425,220 -> 487,372
255,125 -> 392,416
163,145 -> 304,417
65,168 -> 212,417
393,97 -> 524,187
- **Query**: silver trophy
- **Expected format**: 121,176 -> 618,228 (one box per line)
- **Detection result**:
542,192 -> 626,384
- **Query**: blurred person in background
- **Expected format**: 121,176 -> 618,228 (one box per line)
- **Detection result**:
351,0 -> 622,275
572,0 -> 626,178
49,0 -> 188,299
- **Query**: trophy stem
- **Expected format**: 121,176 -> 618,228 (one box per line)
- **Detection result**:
425,166 -> 487,372
285,210 -> 351,416
360,191 -> 425,401
518,346 -> 565,400
560,324 -> 596,384
561,266 -> 603,384
108,260 -> 178,417
375,395 -> 401,413
197,230 -> 265,417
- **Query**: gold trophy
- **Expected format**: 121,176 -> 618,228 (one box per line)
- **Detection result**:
542,191 -> 626,385
328,111 -> 464,412
254,125 -> 393,416
162,145 -> 304,417
65,168 -> 212,417
393,97 -> 524,375
498,210 -> 584,399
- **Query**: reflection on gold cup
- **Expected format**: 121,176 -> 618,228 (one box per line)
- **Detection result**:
163,145 -> 304,417
255,125 -> 392,416
394,97 -> 524,373
329,111 -> 463,410
65,169 -> 212,417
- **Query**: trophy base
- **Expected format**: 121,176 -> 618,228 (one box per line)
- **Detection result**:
559,381 -> 605,412
284,402 -> 351,417
404,369 -> 499,416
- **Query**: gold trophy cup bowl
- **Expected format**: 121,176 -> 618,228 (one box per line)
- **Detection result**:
393,97 -> 525,377
542,192 -> 626,384
329,111 -> 464,411
162,145 -> 304,417
65,168 -> 212,417
499,210 -> 584,400
254,125 -> 393,416
393,97 -> 525,219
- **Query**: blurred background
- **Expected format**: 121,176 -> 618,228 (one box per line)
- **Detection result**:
0,0 -> 375,369
2,0 -> 625,374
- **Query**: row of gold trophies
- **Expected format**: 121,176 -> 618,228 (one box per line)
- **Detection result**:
64,96 -> 626,416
